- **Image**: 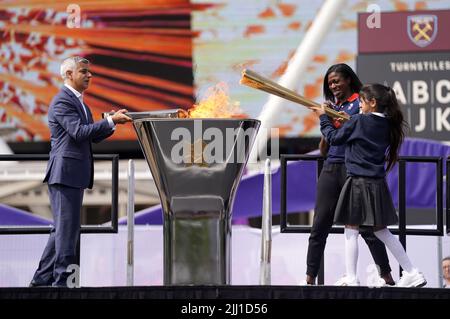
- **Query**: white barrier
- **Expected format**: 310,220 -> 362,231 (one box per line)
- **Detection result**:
0,225 -> 448,287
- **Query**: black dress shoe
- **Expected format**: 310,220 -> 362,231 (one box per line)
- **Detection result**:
29,280 -> 51,288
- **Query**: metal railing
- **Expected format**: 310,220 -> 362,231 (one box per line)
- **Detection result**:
259,159 -> 272,285
447,156 -> 450,235
127,159 -> 135,286
0,154 -> 119,234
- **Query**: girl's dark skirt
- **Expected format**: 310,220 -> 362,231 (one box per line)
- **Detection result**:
334,176 -> 398,226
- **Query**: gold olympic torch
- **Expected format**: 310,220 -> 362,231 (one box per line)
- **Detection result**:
239,69 -> 349,122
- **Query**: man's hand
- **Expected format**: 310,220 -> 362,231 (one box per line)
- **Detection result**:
110,109 -> 132,124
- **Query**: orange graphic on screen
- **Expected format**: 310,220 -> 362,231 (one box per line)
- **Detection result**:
0,0 -> 207,142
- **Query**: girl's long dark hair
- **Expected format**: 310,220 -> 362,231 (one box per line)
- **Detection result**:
323,63 -> 363,101
360,84 -> 409,171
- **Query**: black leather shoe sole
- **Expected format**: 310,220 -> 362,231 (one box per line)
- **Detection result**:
29,281 -> 52,288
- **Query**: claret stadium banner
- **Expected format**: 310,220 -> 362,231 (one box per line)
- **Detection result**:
357,10 -> 450,141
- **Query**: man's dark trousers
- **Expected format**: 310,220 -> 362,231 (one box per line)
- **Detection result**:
31,184 -> 83,287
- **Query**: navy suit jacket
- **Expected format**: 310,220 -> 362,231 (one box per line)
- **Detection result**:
43,86 -> 114,189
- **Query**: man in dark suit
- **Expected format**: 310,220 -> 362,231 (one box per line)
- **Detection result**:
30,56 -> 131,287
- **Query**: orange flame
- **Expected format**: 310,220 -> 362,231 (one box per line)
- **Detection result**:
187,82 -> 247,118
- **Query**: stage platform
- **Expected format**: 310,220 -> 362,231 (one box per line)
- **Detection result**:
2,286 -> 448,317
1,285 -> 449,299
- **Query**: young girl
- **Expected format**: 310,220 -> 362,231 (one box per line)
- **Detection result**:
312,83 -> 427,287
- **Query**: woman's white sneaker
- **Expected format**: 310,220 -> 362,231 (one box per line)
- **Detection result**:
334,275 -> 360,286
299,279 -> 314,286
367,276 -> 389,288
